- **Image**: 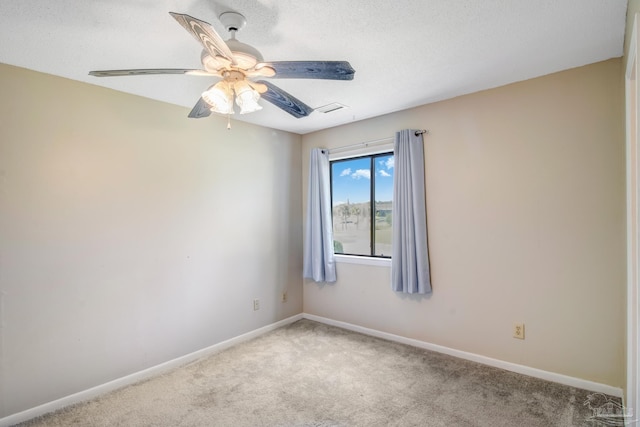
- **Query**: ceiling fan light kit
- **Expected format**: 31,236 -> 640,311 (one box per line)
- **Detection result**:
88,11 -> 355,126
202,69 -> 263,115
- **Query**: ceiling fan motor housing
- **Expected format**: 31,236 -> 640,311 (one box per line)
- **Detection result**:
225,38 -> 264,66
220,12 -> 264,68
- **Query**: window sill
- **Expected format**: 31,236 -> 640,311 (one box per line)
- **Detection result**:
334,255 -> 391,267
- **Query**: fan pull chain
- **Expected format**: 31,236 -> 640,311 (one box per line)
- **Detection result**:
227,114 -> 231,130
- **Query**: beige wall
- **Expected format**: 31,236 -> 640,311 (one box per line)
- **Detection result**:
302,59 -> 625,387
0,63 -> 303,417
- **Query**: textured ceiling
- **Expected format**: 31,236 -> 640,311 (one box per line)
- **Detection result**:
0,0 -> 629,134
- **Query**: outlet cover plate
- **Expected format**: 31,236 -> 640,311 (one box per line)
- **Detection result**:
513,323 -> 525,339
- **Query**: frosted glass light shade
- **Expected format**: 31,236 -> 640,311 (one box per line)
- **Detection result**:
202,81 -> 234,115
234,80 -> 262,114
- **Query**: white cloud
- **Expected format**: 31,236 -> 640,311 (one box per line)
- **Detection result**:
379,170 -> 391,177
340,168 -> 352,176
351,169 -> 370,180
385,157 -> 394,169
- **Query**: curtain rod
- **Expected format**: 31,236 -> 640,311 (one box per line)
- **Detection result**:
327,129 -> 429,154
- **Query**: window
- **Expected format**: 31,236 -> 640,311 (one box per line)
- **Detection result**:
330,152 -> 394,257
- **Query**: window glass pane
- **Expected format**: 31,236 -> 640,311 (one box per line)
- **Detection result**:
331,157 -> 371,256
374,154 -> 394,256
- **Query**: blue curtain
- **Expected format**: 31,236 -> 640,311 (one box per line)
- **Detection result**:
391,130 -> 432,294
303,148 -> 337,283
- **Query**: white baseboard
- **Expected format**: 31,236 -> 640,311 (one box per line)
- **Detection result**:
303,313 -> 623,398
0,314 -> 303,427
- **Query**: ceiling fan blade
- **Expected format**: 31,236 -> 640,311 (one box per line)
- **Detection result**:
260,61 -> 355,80
169,12 -> 235,65
256,80 -> 313,118
188,97 -> 212,119
89,69 -> 210,77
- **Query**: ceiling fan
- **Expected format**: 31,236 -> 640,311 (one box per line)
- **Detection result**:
89,11 -> 355,121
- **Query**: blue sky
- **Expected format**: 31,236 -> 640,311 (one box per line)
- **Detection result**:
331,154 -> 394,205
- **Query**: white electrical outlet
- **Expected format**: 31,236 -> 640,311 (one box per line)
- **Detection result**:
253,299 -> 260,311
282,291 -> 287,303
513,323 -> 525,339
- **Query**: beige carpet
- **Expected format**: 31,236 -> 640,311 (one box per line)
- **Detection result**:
17,319 -> 619,426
